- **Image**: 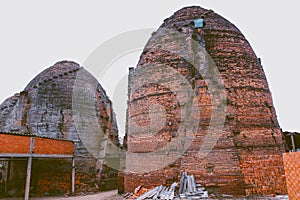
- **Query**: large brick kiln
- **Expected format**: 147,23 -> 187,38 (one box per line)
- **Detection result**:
0,61 -> 120,197
124,6 -> 287,196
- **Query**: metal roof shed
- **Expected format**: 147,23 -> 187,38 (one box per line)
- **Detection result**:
0,133 -> 75,200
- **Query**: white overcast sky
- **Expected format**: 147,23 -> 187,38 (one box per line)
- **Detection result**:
0,0 -> 299,134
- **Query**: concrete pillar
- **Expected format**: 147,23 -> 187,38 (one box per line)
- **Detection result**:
291,134 -> 296,152
25,137 -> 34,200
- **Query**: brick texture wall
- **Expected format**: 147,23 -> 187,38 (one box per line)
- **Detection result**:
0,134 -> 74,155
283,152 -> 300,200
0,134 -> 30,154
34,137 -> 73,155
32,159 -> 72,196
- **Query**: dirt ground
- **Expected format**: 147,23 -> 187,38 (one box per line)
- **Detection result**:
32,194 -> 288,200
1,190 -> 123,200
35,194 -> 288,200
0,191 -> 289,200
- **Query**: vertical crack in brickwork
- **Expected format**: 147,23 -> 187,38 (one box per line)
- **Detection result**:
58,109 -> 65,138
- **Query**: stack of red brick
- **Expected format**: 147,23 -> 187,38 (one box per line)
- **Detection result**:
283,152 -> 300,200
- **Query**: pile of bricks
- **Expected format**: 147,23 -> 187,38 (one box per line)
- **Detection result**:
283,152 -> 300,200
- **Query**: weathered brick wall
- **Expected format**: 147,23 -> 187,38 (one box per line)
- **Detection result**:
32,159 -> 72,196
0,134 -> 30,153
124,159 -> 181,192
239,149 -> 286,195
4,159 -> 75,197
124,6 -> 287,196
34,137 -> 74,155
0,134 -> 74,155
283,152 -> 300,200
6,160 -> 27,197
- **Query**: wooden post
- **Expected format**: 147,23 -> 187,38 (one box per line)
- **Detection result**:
291,134 -> 296,152
24,137 -> 34,200
5,159 -> 10,194
71,157 -> 75,194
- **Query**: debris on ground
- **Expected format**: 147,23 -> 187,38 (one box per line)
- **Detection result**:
124,172 -> 208,200
178,172 -> 208,199
136,182 -> 178,200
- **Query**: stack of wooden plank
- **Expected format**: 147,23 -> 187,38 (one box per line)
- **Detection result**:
178,172 -> 208,199
134,172 -> 208,200
136,182 -> 177,200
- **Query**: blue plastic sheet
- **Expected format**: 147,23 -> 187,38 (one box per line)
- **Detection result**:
194,18 -> 204,28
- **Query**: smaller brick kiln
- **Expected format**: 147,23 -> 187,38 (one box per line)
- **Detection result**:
0,61 -> 120,197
